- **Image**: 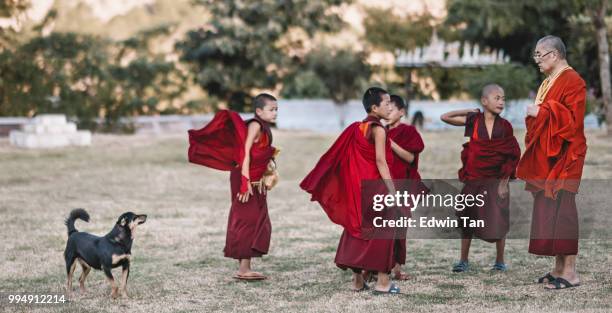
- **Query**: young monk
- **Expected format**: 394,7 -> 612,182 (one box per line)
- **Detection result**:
188,93 -> 279,280
386,94 -> 426,280
301,87 -> 400,294
440,84 -> 521,273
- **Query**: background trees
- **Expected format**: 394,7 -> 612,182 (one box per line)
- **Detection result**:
0,0 -> 609,131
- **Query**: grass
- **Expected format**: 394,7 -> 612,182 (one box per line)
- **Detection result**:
0,129 -> 611,313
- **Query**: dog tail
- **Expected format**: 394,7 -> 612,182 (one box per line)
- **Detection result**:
65,208 -> 90,236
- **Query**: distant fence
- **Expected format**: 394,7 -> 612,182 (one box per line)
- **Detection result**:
0,99 -> 601,136
0,117 -> 28,136
276,99 -> 601,132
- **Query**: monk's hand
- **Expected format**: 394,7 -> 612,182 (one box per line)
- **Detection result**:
526,104 -> 540,117
497,180 -> 509,199
237,175 -> 253,202
237,184 -> 253,203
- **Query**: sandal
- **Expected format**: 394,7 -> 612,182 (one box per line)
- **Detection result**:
372,283 -> 401,295
232,272 -> 267,281
491,262 -> 508,272
536,272 -> 556,284
545,277 -> 580,290
452,260 -> 469,273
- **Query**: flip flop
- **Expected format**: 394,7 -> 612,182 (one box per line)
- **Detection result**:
452,260 -> 469,273
232,273 -> 267,281
536,272 -> 556,284
545,277 -> 580,290
491,262 -> 508,272
372,283 -> 401,295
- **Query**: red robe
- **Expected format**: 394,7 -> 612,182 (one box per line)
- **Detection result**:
300,116 -> 396,272
387,123 -> 426,265
457,113 -> 521,242
188,110 -> 276,259
517,69 -> 587,256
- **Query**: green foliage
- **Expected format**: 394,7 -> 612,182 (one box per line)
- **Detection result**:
0,29 -> 186,131
306,48 -> 370,104
176,0 -> 347,111
281,70 -> 329,99
0,0 -> 29,16
0,0 -> 31,49
445,0 -> 582,62
445,0 -> 609,97
363,7 -> 434,53
463,64 -> 537,100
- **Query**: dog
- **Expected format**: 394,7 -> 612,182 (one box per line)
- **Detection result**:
63,208 -> 147,299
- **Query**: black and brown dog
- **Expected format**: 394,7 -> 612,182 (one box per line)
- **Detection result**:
64,208 -> 147,299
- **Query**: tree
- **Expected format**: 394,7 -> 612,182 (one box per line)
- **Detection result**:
306,48 -> 370,127
363,7 -> 434,53
586,0 -> 611,133
281,70 -> 329,99
176,0 -> 347,111
362,7 -> 438,101
463,64 -> 537,100
0,0 -> 30,50
0,28 -> 187,131
445,0 -> 582,63
445,0 -> 611,129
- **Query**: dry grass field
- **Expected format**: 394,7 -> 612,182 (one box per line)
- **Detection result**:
0,129 -> 611,313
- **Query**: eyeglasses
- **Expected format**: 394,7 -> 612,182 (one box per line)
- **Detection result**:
533,50 -> 554,61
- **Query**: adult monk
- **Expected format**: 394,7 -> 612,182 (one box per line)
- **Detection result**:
517,35 -> 587,290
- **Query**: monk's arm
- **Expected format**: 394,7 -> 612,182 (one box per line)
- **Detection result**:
564,79 -> 587,129
440,108 -> 479,126
240,122 -> 261,181
390,140 -> 415,163
373,126 -> 395,194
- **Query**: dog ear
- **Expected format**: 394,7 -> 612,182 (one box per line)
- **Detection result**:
136,215 -> 147,224
119,217 -> 127,226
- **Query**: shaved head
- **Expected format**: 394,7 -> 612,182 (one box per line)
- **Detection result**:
536,35 -> 566,59
481,84 -> 503,98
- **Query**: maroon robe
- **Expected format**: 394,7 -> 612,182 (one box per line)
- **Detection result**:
300,116 -> 396,273
387,123 -> 426,265
188,110 -> 275,259
517,69 -> 587,256
456,112 -> 521,242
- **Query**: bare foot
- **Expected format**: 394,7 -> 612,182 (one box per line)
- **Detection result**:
351,274 -> 365,291
393,271 -> 410,281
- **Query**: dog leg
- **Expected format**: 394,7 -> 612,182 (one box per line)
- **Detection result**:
103,266 -> 119,299
66,259 -> 77,297
77,258 -> 91,293
120,263 -> 130,298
